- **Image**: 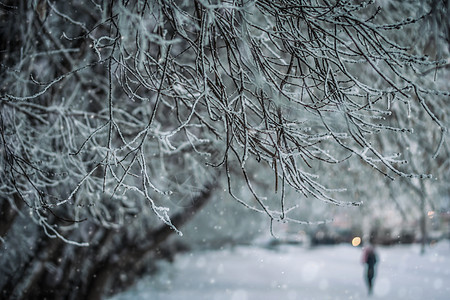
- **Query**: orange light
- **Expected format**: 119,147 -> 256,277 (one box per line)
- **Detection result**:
352,237 -> 361,247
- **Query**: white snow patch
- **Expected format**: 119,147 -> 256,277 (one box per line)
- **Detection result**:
110,241 -> 450,300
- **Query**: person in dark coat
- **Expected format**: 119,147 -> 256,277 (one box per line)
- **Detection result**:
362,244 -> 377,295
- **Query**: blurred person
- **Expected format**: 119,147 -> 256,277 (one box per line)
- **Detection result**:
361,243 -> 378,295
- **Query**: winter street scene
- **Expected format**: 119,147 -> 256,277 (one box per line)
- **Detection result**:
0,1 -> 449,299
110,242 -> 450,300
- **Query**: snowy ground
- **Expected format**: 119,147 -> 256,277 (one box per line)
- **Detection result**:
110,241 -> 450,300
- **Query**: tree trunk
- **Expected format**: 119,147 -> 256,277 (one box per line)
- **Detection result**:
0,194 -> 23,239
420,193 -> 427,255
86,183 -> 214,300
1,184 -> 214,300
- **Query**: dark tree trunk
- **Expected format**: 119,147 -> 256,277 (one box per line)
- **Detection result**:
0,194 -> 23,239
1,184 -> 214,300
85,184 -> 214,300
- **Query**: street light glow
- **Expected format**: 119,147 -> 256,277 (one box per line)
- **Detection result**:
352,237 -> 361,247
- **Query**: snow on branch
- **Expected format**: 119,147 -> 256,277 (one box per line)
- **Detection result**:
0,0 -> 448,244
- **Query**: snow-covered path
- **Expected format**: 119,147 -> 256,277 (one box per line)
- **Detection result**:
110,241 -> 450,300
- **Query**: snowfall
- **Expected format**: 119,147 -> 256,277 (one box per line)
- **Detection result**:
110,241 -> 450,300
